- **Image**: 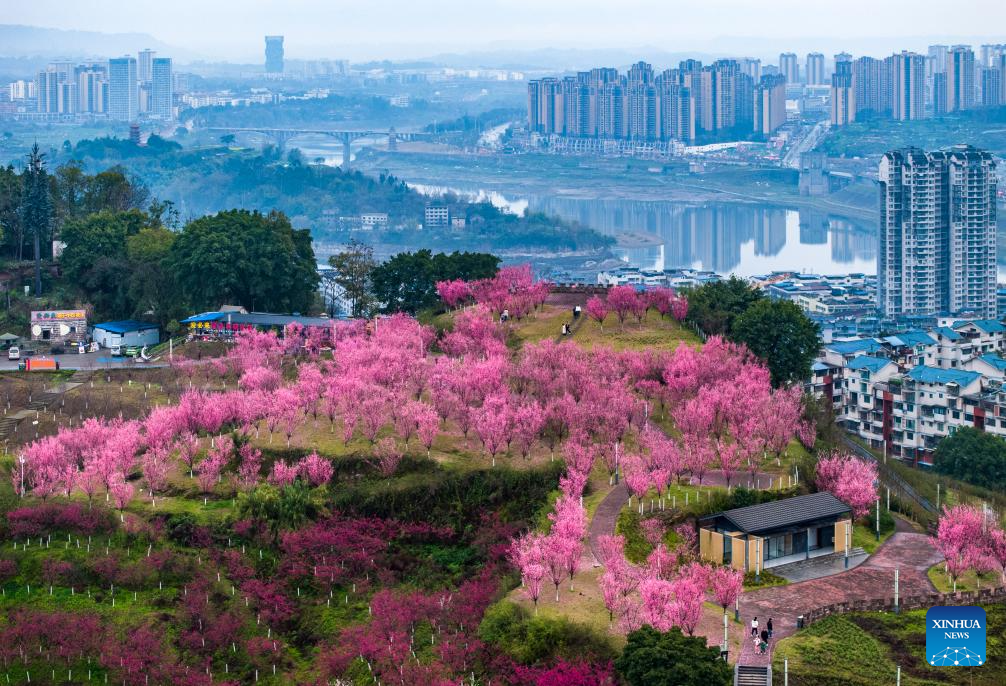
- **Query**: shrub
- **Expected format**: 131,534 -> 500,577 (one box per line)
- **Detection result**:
478,600 -> 616,665
7,502 -> 115,538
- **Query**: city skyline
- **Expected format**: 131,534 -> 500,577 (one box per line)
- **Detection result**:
2,0 -> 1005,62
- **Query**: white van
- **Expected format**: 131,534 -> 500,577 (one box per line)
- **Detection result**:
7,346 -> 19,360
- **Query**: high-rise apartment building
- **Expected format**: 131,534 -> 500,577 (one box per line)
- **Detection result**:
889,51 -> 926,121
945,45 -> 975,112
527,63 -> 697,143
108,56 -> 138,121
740,58 -> 761,82
878,146 -> 997,319
806,53 -> 826,85
981,68 -> 1002,107
76,65 -> 107,113
138,49 -> 155,83
980,43 -> 1006,67
753,74 -> 786,135
779,52 -> 799,84
852,56 -> 888,117
265,36 -> 284,73
830,56 -> 855,125
150,57 -> 173,119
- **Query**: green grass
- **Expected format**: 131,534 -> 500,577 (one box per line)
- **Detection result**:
852,510 -> 897,555
927,562 -> 1002,594
742,569 -> 788,590
508,306 -> 700,352
773,606 -> 1006,685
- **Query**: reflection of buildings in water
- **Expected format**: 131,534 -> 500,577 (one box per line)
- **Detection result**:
753,208 -> 787,257
528,196 -> 875,274
829,219 -> 876,265
612,243 -> 664,271
799,209 -> 829,245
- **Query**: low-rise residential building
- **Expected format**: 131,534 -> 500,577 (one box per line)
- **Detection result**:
359,212 -> 389,229
596,267 -> 720,289
810,318 -> 1006,466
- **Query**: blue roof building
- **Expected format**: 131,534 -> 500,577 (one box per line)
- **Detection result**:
847,355 -> 895,373
906,365 -> 981,387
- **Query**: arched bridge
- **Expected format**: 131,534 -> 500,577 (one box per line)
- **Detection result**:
204,127 -> 433,166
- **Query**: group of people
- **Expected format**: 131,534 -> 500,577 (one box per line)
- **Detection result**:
750,616 -> 774,655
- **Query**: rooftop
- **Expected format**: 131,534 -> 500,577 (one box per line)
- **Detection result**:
931,326 -> 961,341
953,320 -> 1006,334
703,492 -> 852,535
883,330 -> 936,347
181,311 -> 333,328
93,320 -> 159,334
906,365 -> 982,387
979,354 -> 1006,372
847,355 -> 893,373
825,338 -> 883,355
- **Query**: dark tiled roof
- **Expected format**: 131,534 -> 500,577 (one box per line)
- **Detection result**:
712,492 -> 851,535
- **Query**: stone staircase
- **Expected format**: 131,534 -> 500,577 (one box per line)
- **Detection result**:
735,664 -> 770,686
0,369 -> 93,441
0,415 -> 20,440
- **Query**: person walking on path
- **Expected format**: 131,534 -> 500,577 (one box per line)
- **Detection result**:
767,618 -> 774,639
751,617 -> 759,636
760,628 -> 769,646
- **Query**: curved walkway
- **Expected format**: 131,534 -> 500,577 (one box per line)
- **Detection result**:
586,468 -> 779,566
735,525 -> 943,667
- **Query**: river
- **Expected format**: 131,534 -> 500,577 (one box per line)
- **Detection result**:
409,183 -> 878,277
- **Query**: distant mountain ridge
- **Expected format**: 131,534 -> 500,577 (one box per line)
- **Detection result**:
0,24 -> 194,60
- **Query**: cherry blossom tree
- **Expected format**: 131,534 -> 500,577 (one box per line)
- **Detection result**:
511,401 -> 545,461
298,452 -> 334,486
815,451 -> 878,518
236,444 -> 262,490
934,504 -> 988,592
109,475 -> 134,520
269,459 -> 299,487
710,565 -> 743,611
607,285 -> 639,329
373,437 -> 404,477
585,296 -> 609,331
474,394 -> 513,467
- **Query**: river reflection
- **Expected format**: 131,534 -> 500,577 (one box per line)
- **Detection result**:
529,197 -> 877,276
407,182 -> 879,276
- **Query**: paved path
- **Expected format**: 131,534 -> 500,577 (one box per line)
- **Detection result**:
588,482 -> 627,565
735,526 -> 943,667
586,468 -> 779,566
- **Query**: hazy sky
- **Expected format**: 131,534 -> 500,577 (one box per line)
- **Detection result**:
6,0 -> 1005,62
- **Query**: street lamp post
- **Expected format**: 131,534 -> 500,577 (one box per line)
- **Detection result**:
844,521 -> 850,569
894,567 -> 900,614
876,498 -> 881,542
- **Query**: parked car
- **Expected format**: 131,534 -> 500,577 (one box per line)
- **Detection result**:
110,345 -> 122,357
8,346 -> 18,360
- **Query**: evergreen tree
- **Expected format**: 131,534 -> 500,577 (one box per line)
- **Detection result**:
19,143 -> 52,293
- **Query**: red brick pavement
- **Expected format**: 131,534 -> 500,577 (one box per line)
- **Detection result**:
735,530 -> 944,667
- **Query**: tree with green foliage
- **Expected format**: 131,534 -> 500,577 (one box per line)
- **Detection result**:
0,164 -> 21,259
328,239 -> 377,318
683,276 -> 764,336
370,249 -> 499,314
934,426 -> 1006,490
170,209 -> 318,313
126,226 -> 182,327
732,298 -> 820,386
237,482 -> 323,543
615,626 -> 732,686
20,144 -> 52,294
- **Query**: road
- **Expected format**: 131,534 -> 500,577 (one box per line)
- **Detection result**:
0,350 -> 163,371
784,120 -> 829,169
